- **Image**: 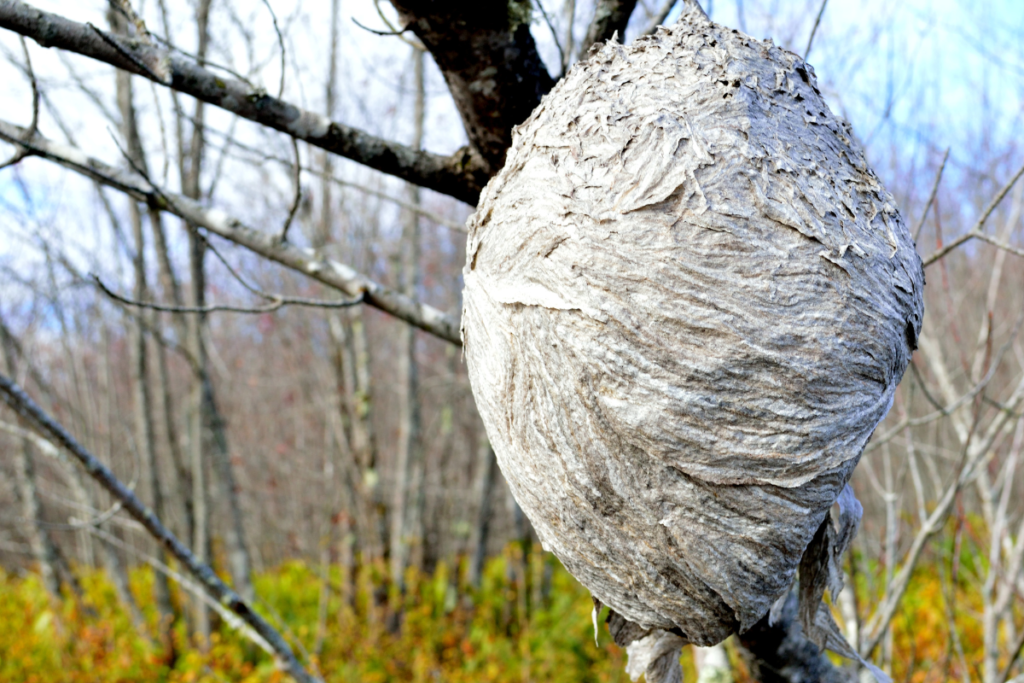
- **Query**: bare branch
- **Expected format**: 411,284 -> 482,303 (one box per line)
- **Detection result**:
0,373 -> 322,683
922,157 -> 1024,267
0,36 -> 38,169
579,0 -> 639,56
642,0 -> 680,36
352,16 -> 407,37
534,0 -> 565,71
0,0 -> 487,203
86,525 -> 275,655
973,231 -> 1024,259
803,0 -> 828,60
0,119 -> 462,345
913,147 -> 950,242
359,0 -> 425,50
390,2 -> 555,175
86,21 -> 167,84
258,0 -> 286,98
92,274 -> 365,314
0,421 -> 128,531
277,137 -> 302,242
194,125 -> 468,231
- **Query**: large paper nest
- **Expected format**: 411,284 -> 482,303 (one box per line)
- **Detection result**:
462,8 -> 922,680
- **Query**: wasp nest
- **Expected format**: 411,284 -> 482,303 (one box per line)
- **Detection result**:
462,8 -> 921,681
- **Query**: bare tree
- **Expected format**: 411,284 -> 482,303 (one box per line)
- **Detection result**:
0,2 -> 1022,682
390,44 -> 426,596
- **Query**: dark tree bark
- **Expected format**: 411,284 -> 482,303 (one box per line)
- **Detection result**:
737,591 -> 853,683
389,1 -> 555,175
0,0 -> 487,203
578,0 -> 639,56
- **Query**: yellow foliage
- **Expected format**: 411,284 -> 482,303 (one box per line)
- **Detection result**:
0,545 -> 988,683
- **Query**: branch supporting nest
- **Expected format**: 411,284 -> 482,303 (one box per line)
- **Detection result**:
0,0 -> 488,203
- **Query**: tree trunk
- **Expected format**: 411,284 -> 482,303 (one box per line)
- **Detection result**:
183,0 -> 214,642
97,324 -> 148,631
13,440 -> 62,600
153,335 -> 194,552
390,46 -> 427,593
468,440 -> 497,590
176,0 -> 253,619
110,7 -> 175,630
147,167 -> 194,552
0,321 -> 61,602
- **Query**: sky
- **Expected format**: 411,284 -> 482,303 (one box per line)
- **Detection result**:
0,0 -> 1021,302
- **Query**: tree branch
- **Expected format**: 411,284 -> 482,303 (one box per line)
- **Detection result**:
578,0 -> 639,56
913,148 -> 950,242
0,35 -> 39,170
0,373 -> 321,683
92,275 -> 366,315
0,0 -> 487,204
0,119 -> 462,345
389,2 -> 555,175
922,157 -> 1024,267
736,589 -> 848,683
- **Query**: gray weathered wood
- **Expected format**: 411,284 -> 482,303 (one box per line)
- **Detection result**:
0,0 -> 487,204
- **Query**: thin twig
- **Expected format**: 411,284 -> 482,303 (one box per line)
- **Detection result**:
368,0 -> 426,51
86,22 -> 169,84
910,361 -> 945,412
149,33 -> 255,87
259,0 -> 286,98
914,148 -> 950,242
643,0 -> 680,36
205,114 -> 239,199
87,525 -> 274,655
999,620 -> 1024,683
193,125 -> 467,231
93,274 -> 364,314
923,158 -> 1024,267
278,137 -> 303,242
0,36 -> 39,170
107,127 -> 340,309
973,232 -> 1024,259
803,0 -> 828,60
49,247 -> 201,370
0,118 -> 462,343
0,420 -> 129,531
198,230 -> 273,298
535,0 -> 566,71
0,373 -> 321,683
351,17 -> 405,36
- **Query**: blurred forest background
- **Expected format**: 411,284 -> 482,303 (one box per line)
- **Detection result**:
0,0 -> 1023,682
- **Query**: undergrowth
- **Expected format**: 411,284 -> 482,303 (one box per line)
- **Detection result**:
0,544 -> 985,682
